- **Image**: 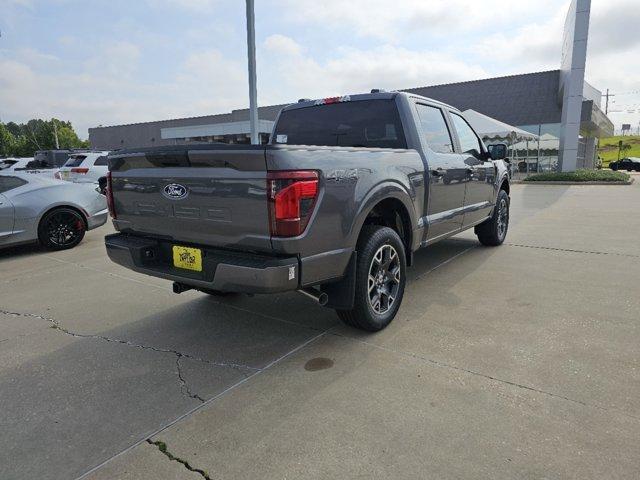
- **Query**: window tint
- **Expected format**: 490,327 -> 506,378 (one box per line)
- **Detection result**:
415,104 -> 454,153
93,156 -> 108,166
274,99 -> 407,149
0,176 -> 28,194
64,155 -> 87,167
450,113 -> 482,157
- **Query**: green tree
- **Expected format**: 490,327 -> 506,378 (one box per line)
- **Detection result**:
0,124 -> 16,157
0,118 -> 88,157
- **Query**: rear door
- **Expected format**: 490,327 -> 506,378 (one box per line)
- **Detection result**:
414,102 -> 467,241
89,155 -> 109,182
449,112 -> 495,227
109,146 -> 272,251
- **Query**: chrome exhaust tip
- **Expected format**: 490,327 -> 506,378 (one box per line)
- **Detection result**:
298,288 -> 328,306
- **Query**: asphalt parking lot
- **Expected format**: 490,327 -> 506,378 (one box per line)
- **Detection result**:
1,180 -> 639,480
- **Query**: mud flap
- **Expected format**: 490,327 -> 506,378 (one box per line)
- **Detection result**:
321,252 -> 357,310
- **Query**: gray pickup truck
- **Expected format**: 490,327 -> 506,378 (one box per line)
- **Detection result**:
105,91 -> 510,331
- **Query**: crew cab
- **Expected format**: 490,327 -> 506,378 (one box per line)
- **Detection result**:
104,91 -> 510,331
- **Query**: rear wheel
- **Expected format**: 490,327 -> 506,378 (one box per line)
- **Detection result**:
475,189 -> 509,246
337,226 -> 406,331
38,208 -> 86,250
611,164 -> 618,171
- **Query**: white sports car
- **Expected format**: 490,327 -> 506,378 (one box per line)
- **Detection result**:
0,173 -> 108,250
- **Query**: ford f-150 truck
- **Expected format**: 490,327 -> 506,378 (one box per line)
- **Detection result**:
104,91 -> 510,331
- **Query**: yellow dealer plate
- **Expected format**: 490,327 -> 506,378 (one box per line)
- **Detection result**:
172,245 -> 202,272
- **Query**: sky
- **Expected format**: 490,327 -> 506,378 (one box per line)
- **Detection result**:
1,0 -> 639,138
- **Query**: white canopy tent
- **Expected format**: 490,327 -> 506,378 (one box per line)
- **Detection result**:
462,109 -> 538,143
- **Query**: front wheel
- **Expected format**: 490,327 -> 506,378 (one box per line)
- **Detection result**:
475,190 -> 509,246
337,226 -> 406,331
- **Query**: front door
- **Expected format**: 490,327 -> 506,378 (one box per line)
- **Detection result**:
414,103 -> 468,241
0,193 -> 15,239
449,112 -> 495,227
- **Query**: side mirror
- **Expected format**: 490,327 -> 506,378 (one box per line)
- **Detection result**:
487,143 -> 507,160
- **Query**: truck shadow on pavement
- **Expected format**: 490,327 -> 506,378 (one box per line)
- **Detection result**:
0,237 -> 493,480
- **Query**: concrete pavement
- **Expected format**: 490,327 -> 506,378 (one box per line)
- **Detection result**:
1,181 -> 638,479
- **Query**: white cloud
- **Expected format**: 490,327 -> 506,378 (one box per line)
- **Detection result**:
0,44 -> 246,137
275,0 -> 561,40
260,35 -> 488,103
146,0 -> 219,12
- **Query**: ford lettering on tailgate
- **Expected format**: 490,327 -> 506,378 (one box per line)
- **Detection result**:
134,202 -> 231,222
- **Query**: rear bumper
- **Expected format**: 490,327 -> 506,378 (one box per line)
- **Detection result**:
87,208 -> 109,230
105,233 -> 300,294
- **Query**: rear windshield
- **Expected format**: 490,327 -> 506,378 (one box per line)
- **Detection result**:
274,99 -> 407,149
64,155 -> 87,167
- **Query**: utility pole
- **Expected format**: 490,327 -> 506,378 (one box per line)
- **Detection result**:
604,88 -> 615,115
245,0 -> 259,145
52,119 -> 60,149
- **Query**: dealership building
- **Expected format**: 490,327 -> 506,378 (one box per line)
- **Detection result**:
89,0 -> 611,173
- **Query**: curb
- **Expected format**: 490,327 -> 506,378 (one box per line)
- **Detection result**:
513,178 -> 634,186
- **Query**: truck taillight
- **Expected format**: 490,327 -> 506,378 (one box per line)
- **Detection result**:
267,170 -> 319,237
106,171 -> 116,219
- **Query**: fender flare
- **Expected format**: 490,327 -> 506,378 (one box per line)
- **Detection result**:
347,181 -> 418,250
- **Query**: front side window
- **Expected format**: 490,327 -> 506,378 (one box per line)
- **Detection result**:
451,113 -> 482,158
415,104 -> 454,154
0,176 -> 28,194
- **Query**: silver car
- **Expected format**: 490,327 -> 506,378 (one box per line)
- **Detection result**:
0,174 -> 108,250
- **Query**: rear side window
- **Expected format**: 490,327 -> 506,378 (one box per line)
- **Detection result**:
0,176 -> 28,194
415,104 -> 454,154
64,155 -> 87,167
450,113 -> 482,157
274,99 -> 407,149
93,156 -> 108,166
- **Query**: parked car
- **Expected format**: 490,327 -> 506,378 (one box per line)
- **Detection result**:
104,91 -> 510,331
0,173 -> 108,250
1,158 -> 31,171
609,157 -> 640,172
0,158 -> 60,178
56,151 -> 110,183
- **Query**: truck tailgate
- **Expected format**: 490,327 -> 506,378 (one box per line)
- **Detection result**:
109,146 -> 271,251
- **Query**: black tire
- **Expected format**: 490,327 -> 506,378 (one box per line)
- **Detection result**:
611,164 -> 618,171
337,226 -> 406,332
475,189 -> 509,247
38,207 -> 86,250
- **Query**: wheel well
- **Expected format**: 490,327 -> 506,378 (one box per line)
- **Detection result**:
500,178 -> 510,195
39,205 -> 88,231
362,198 -> 413,265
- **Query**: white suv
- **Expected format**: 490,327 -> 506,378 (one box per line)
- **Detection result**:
57,151 -> 110,184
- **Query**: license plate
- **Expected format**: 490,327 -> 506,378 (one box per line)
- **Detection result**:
62,171 -> 69,179
172,245 -> 202,272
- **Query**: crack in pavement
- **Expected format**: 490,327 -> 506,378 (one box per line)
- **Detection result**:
147,440 -> 211,480
0,308 -> 260,403
506,243 -> 640,258
176,356 -> 205,403
43,255 -> 170,292
329,331 -> 640,423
